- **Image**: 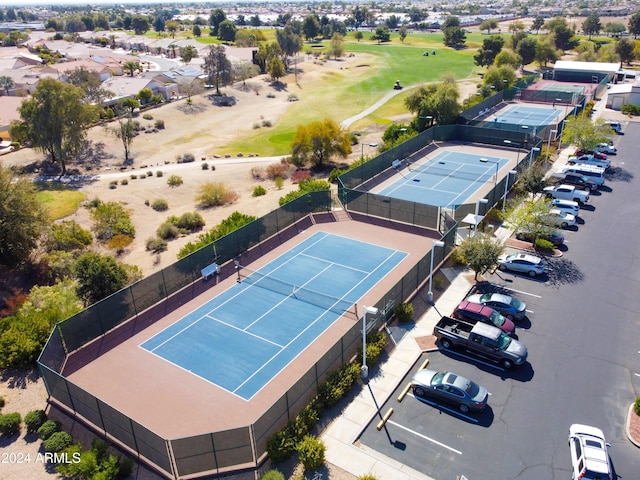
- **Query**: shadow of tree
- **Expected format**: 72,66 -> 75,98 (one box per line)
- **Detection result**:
544,257 -> 585,287
176,101 -> 208,114
605,166 -> 633,183
1,367 -> 39,389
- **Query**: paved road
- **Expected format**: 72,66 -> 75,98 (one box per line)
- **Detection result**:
359,121 -> 640,479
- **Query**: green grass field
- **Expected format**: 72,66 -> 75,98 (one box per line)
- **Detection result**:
220,33 -> 478,156
35,184 -> 87,221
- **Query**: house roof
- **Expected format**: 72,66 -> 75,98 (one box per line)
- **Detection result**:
607,84 -> 633,94
0,96 -> 24,126
554,60 -> 620,74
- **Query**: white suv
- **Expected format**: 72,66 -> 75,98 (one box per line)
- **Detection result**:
568,424 -> 613,480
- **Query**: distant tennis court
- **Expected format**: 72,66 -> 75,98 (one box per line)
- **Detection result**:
141,231 -> 407,400
489,104 -> 562,128
377,149 -> 509,207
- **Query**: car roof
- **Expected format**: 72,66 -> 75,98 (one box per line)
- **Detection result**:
456,300 -> 493,315
552,198 -> 579,207
486,293 -> 512,304
470,321 -> 501,338
563,164 -> 605,172
570,424 -> 610,474
507,253 -> 542,264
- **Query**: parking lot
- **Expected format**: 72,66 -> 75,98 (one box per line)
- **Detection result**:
357,122 -> 640,480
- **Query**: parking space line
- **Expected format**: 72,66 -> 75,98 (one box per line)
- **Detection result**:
387,419 -> 462,454
407,393 -> 480,423
502,287 -> 541,299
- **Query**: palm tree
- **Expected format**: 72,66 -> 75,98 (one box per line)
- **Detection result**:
122,60 -> 140,77
0,76 -> 14,96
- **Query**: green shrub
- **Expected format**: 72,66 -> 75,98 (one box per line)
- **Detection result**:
130,174 -> 138,179
356,330 -> 387,367
157,222 -> 180,240
393,302 -> 413,323
266,429 -> 295,462
120,178 -> 128,185
275,177 -> 284,189
169,212 -> 205,231
317,362 -> 360,409
534,238 -> 555,251
24,410 -> 47,433
151,198 -> 169,211
38,420 -> 61,440
253,185 -> 267,197
154,119 -> 165,129
146,171 -> 153,177
156,170 -> 163,177
357,476 -> 381,480
142,113 -> 153,120
196,181 -> 239,207
329,168 -> 346,183
296,435 -> 325,471
109,180 -> 117,189
43,431 -> 73,452
261,470 -> 285,480
0,412 -> 21,436
202,162 -> 209,170
167,174 -> 183,187
634,397 -> 640,416
621,103 -> 640,116
146,237 -> 168,253
0,396 -> 5,408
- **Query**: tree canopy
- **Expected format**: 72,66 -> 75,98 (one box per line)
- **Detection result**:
291,119 -> 351,167
74,252 -> 129,306
474,35 -> 504,67
456,234 -> 504,280
582,13 -> 602,39
203,44 -> 231,95
19,78 -> 99,175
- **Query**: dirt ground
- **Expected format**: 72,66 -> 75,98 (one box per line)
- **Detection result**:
0,50 -> 478,480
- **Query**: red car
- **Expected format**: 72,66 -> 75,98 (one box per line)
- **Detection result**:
574,149 -> 607,160
452,301 -> 516,335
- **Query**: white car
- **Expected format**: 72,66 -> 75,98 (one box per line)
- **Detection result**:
543,209 -> 576,228
550,198 -> 580,217
568,424 -> 613,480
568,154 -> 611,170
595,142 -> 616,154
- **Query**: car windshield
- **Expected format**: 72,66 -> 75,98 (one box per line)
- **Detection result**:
490,310 -> 505,327
480,293 -> 492,302
498,332 -> 511,349
431,371 -> 446,385
509,298 -> 523,309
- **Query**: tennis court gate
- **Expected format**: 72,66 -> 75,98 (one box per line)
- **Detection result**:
37,187 -> 457,479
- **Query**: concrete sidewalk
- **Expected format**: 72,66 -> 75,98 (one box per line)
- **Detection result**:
321,264 -> 479,480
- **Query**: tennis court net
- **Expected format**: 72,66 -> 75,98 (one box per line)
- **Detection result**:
408,163 -> 495,183
238,265 -> 355,315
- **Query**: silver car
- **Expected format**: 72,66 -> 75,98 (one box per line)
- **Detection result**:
497,253 -> 545,277
411,369 -> 489,413
551,198 -> 580,216
466,292 -> 527,320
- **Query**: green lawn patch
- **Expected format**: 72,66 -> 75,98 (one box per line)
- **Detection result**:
35,184 -> 86,220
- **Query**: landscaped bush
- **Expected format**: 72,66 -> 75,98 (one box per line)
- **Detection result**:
393,302 -> 413,323
195,181 -> 239,207
151,198 -> 169,211
167,174 -> 183,187
106,233 -> 133,253
24,410 -> 47,433
634,397 -> 640,416
265,429 -> 295,463
156,170 -> 163,177
357,475 -> 380,480
0,396 -> 4,408
109,180 -> 117,189
146,237 -> 167,253
202,162 -> 209,170
166,212 -> 205,231
38,420 -> 61,440
296,435 -> 325,471
329,167 -> 346,183
278,179 -> 330,206
178,153 -> 196,163
0,412 -> 21,436
534,237 -> 554,251
275,177 -> 284,189
317,362 -> 360,410
43,431 -> 73,452
261,119 -> 272,127
154,119 -> 165,129
621,103 -> 640,116
356,330 -> 387,367
146,171 -> 153,177
90,201 -> 135,241
157,222 -> 180,240
261,470 -> 285,480
266,161 -> 290,179
130,174 -> 137,179
252,185 -> 267,197
178,211 -> 257,258
291,169 -> 311,183
142,113 -> 153,120
120,178 -> 128,185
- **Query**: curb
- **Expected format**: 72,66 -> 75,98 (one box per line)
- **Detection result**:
625,404 -> 640,448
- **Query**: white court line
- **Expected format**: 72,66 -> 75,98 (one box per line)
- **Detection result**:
386,420 -> 462,454
501,287 -> 542,299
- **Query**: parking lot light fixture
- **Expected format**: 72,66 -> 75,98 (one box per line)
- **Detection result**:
474,198 -> 489,234
503,170 -> 518,212
427,240 -> 446,305
361,305 -> 379,380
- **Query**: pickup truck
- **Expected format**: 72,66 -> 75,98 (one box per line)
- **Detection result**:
543,184 -> 590,204
433,316 -> 528,369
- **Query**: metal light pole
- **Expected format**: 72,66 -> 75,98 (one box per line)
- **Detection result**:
361,142 -> 377,159
546,129 -> 558,162
361,305 -> 379,380
502,170 -> 517,212
474,198 -> 488,234
427,240 -> 445,305
529,147 -> 540,168
480,157 -> 499,185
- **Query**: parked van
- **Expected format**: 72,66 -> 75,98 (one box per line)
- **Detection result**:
561,165 -> 606,186
606,121 -> 622,134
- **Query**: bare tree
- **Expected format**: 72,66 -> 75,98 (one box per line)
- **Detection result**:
203,45 -> 231,96
112,115 -> 137,163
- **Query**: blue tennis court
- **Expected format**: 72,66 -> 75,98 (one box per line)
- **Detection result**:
141,231 -> 407,400
491,104 -> 561,127
378,150 -> 508,207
